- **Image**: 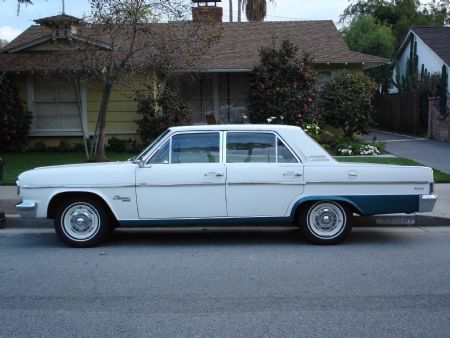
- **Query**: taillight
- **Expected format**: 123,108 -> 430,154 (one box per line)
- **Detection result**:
429,182 -> 434,194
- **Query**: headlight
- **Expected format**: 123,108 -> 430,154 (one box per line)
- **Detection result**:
16,180 -> 20,196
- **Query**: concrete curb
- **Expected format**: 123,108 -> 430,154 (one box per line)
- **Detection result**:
353,214 -> 450,227
1,214 -> 449,230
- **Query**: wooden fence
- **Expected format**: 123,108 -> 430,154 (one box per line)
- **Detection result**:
373,92 -> 428,136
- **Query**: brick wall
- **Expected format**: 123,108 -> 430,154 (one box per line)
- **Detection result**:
428,97 -> 450,141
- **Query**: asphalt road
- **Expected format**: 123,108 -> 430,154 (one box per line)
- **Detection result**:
1,227 -> 450,338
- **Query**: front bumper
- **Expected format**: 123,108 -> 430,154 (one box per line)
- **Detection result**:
16,201 -> 37,219
418,194 -> 438,212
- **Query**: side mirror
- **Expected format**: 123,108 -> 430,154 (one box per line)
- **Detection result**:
133,159 -> 145,168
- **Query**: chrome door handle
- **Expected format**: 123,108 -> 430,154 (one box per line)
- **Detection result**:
204,172 -> 224,177
283,172 -> 302,177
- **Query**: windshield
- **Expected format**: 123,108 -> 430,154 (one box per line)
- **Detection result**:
133,129 -> 171,162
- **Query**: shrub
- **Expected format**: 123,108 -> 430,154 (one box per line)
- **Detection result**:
136,86 -> 192,144
58,140 -> 72,152
106,137 -> 128,153
32,142 -> 47,152
0,73 -> 32,150
321,70 -> 377,139
248,39 -> 317,125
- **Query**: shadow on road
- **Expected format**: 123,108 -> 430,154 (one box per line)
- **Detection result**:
3,227 -> 416,248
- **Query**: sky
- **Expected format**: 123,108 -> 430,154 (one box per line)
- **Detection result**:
0,0 -> 352,41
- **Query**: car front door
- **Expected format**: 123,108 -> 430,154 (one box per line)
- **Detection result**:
225,131 -> 304,218
136,132 -> 227,219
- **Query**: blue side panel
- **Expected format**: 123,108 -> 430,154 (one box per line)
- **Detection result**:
343,195 -> 419,215
290,195 -> 419,216
119,195 -> 419,228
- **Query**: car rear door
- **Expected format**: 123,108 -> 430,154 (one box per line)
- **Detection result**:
225,131 -> 304,217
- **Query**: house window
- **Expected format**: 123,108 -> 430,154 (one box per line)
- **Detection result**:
179,73 -> 249,124
33,78 -> 82,132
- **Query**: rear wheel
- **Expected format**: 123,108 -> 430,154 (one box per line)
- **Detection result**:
54,196 -> 110,247
298,201 -> 352,244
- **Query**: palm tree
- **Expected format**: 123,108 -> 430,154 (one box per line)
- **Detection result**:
229,0 -> 233,22
241,0 -> 275,22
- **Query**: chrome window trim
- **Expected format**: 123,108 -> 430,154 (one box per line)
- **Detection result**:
170,131 -> 222,165
224,130 -> 301,164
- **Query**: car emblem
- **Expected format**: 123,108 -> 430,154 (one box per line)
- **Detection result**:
113,195 -> 131,202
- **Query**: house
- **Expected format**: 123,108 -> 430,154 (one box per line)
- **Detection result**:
391,26 -> 450,93
0,2 -> 386,146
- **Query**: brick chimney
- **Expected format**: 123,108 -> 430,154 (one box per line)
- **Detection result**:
192,1 -> 223,23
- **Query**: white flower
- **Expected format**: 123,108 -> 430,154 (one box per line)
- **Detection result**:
267,118 -> 272,123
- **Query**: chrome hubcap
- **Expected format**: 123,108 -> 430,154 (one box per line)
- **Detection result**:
308,202 -> 346,239
62,203 -> 100,241
70,210 -> 93,233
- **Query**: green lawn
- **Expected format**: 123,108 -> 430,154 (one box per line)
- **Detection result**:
1,152 -> 449,185
0,152 -> 132,185
336,156 -> 450,183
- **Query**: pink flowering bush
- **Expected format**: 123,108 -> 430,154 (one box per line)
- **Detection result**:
248,40 -> 317,125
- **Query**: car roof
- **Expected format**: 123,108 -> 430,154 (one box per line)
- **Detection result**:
169,124 -> 302,132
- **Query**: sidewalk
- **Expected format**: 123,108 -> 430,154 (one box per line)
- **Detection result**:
1,184 -> 449,228
363,130 -> 450,174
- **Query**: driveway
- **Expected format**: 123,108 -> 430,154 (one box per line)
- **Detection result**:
363,130 -> 450,174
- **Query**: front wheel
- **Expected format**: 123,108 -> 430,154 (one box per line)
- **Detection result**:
298,201 -> 352,244
54,196 -> 111,247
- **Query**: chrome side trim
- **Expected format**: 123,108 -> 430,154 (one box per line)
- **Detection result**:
138,182 -> 225,187
306,181 -> 429,185
418,194 -> 438,212
227,182 -> 303,185
16,201 -> 37,219
23,184 -> 136,189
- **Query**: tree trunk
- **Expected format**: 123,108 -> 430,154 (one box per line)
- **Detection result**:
93,78 -> 113,162
238,0 -> 242,22
229,0 -> 233,22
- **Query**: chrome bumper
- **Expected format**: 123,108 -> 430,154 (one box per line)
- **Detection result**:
418,195 -> 438,212
16,201 -> 37,219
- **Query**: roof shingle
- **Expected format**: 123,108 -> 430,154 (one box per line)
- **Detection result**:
412,26 -> 450,67
0,20 -> 387,72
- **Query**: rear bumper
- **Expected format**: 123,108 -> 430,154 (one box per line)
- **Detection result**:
16,201 -> 37,219
418,195 -> 438,212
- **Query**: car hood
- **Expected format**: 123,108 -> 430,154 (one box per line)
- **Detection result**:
18,161 -> 137,187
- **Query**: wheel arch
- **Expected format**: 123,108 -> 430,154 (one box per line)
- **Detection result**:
47,191 -> 118,221
291,196 -> 362,221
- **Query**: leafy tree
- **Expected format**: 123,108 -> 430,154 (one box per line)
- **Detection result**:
340,0 -> 447,43
0,73 -> 32,150
248,39 -> 317,125
83,0 -> 220,161
343,15 -> 396,59
343,15 -> 396,91
322,70 -> 377,139
0,39 -> 8,49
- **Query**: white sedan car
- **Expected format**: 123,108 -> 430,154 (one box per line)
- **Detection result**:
16,125 -> 437,247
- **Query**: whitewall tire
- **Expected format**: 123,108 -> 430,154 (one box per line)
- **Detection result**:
54,196 -> 111,247
298,201 -> 352,244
